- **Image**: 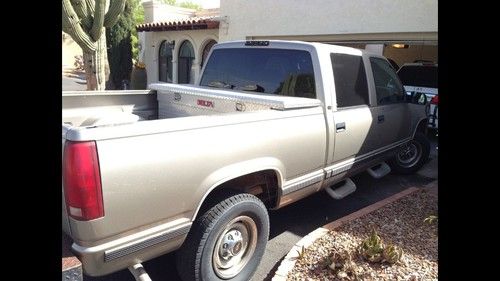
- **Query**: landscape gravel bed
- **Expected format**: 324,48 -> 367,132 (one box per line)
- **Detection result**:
287,188 -> 438,281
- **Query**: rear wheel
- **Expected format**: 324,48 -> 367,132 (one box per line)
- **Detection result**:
389,132 -> 430,174
176,192 -> 269,281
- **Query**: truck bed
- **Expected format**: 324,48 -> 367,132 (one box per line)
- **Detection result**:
62,84 -> 321,128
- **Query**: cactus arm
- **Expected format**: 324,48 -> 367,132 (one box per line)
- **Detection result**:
104,0 -> 126,27
62,14 -> 72,35
62,0 -> 96,53
85,0 -> 95,14
70,0 -> 92,30
90,0 -> 105,41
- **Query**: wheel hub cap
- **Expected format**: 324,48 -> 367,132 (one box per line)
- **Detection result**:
220,230 -> 244,258
212,216 -> 258,279
396,141 -> 422,168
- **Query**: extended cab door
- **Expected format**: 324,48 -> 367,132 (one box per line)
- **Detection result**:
329,53 -> 379,164
367,57 -> 412,148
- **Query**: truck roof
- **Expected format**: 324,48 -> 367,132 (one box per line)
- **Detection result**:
214,40 -> 366,57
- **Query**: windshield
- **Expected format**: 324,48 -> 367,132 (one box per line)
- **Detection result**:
397,65 -> 438,88
200,48 -> 316,99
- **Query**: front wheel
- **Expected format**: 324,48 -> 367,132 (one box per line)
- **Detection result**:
388,132 -> 430,174
176,192 -> 269,281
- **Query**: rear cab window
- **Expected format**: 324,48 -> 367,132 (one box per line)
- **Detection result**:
200,48 -> 316,99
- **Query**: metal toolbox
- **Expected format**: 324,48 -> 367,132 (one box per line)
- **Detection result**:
150,83 -> 321,119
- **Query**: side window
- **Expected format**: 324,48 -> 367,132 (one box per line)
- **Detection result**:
370,57 -> 406,105
331,53 -> 369,108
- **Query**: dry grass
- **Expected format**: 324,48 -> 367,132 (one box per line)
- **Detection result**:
288,188 -> 438,281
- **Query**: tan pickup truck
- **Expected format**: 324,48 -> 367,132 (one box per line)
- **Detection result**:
62,40 -> 430,281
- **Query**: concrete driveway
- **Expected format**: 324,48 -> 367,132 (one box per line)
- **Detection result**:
63,69 -> 86,91
85,134 -> 438,281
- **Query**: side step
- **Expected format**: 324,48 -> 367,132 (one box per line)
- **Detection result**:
366,162 -> 391,179
325,178 -> 357,199
129,263 -> 152,281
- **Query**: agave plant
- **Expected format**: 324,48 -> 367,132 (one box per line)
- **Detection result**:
358,227 -> 384,262
295,245 -> 306,260
383,244 -> 403,264
424,215 -> 438,224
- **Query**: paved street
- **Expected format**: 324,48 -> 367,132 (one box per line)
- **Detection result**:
63,69 -> 86,91
85,134 -> 437,281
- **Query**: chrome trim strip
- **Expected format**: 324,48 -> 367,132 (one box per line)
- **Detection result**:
281,138 -> 411,196
282,173 -> 324,195
325,138 -> 410,177
104,224 -> 191,262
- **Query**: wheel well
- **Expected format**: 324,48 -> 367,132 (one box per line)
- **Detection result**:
415,118 -> 428,136
196,170 -> 280,218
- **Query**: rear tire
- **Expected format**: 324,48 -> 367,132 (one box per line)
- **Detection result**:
389,132 -> 430,174
176,192 -> 269,281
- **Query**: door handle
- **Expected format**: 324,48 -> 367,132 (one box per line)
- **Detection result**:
378,115 -> 385,123
336,122 -> 346,132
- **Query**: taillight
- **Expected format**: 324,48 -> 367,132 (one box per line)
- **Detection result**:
63,141 -> 104,221
430,95 -> 438,105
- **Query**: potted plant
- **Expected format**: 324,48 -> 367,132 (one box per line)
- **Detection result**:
131,61 -> 147,90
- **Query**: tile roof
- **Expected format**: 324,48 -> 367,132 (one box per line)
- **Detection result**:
136,17 -> 219,32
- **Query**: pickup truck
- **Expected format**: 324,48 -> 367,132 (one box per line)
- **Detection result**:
62,40 -> 430,281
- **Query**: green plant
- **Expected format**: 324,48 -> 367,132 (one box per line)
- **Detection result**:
157,0 -> 202,10
130,0 -> 144,62
160,0 -> 176,5
62,0 -> 126,90
178,1 -> 202,10
424,215 -> 438,224
358,227 -> 404,266
106,0 -> 135,89
295,245 -> 306,260
358,227 -> 384,263
323,250 -> 361,280
130,62 -> 147,89
317,252 -> 335,270
382,244 -> 403,264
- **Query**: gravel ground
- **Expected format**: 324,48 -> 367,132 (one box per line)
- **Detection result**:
288,188 -> 438,281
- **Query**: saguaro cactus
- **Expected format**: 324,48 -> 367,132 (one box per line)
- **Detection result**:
62,0 -> 126,90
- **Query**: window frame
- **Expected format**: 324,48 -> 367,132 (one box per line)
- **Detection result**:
201,40 -> 217,69
368,56 -> 407,106
330,53 -> 371,110
199,47 -> 317,99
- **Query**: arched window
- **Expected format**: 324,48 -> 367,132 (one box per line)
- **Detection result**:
158,40 -> 173,82
201,40 -> 217,68
178,40 -> 195,84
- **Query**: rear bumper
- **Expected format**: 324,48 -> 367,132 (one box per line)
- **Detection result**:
72,222 -> 191,276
